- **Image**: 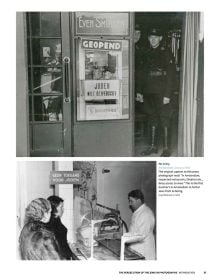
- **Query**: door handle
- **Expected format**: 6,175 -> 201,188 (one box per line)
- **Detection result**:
63,56 -> 71,103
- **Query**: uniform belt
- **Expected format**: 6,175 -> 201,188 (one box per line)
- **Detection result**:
149,70 -> 167,77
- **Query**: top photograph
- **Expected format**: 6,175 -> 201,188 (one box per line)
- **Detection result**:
16,12 -> 204,157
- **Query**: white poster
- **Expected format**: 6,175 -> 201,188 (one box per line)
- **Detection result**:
86,104 -> 119,119
84,80 -> 120,100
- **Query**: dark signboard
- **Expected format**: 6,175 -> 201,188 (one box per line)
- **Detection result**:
75,12 -> 129,35
50,171 -> 82,184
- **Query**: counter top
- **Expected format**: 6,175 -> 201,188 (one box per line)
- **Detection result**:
71,239 -> 145,260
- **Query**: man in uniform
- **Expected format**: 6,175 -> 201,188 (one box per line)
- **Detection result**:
136,27 -> 176,156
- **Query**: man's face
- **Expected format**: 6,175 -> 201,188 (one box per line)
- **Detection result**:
148,35 -> 162,48
128,196 -> 141,212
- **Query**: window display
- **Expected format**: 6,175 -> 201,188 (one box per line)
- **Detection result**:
27,12 -> 64,124
76,38 -> 129,121
34,96 -> 63,121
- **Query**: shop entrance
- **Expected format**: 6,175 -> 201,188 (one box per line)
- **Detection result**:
134,12 -> 183,157
27,13 -> 72,156
26,12 -> 133,157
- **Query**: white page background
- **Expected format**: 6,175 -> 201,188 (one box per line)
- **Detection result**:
1,0 -> 219,279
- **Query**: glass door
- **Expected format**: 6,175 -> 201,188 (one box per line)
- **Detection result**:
27,12 -> 71,156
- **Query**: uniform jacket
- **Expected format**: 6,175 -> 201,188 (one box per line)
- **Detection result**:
129,203 -> 156,260
136,45 -> 175,98
19,221 -> 63,260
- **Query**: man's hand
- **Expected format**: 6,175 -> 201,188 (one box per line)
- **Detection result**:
136,93 -> 144,103
163,97 -> 170,105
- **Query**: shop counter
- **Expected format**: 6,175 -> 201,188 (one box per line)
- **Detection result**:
71,239 -> 145,260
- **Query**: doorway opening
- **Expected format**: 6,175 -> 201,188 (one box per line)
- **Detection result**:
134,12 -> 184,157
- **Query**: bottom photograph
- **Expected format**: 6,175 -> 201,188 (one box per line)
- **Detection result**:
16,161 -> 156,261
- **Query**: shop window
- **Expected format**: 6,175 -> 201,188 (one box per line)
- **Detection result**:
27,12 -> 63,123
29,12 -> 61,37
34,96 -> 63,121
75,12 -> 130,121
76,38 -> 129,121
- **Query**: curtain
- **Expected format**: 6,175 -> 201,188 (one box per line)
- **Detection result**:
178,12 -> 203,156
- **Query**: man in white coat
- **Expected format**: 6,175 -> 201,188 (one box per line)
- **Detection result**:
125,189 -> 156,260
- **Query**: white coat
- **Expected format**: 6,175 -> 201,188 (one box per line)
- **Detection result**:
129,203 -> 156,260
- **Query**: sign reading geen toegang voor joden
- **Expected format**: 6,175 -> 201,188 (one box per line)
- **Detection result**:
50,171 -> 82,184
84,80 -> 120,101
81,39 -> 122,51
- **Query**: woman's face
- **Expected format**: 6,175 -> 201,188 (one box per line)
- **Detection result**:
56,202 -> 64,218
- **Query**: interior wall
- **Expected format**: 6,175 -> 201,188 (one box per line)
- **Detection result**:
25,162 -> 54,202
96,161 -> 156,229
16,161 -> 54,258
54,162 -> 75,242
16,161 -> 54,230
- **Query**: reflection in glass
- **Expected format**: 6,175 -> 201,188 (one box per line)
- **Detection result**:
31,38 -> 62,66
85,51 -> 117,80
41,13 -> 61,37
29,12 -> 61,37
34,96 -> 63,121
76,39 -> 129,121
32,68 -> 63,93
27,12 -> 64,124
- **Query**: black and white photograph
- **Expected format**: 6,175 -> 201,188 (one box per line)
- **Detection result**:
16,161 -> 156,260
1,0 -> 220,279
16,11 -> 204,157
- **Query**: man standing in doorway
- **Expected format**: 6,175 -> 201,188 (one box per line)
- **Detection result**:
136,28 -> 175,156
124,189 -> 156,260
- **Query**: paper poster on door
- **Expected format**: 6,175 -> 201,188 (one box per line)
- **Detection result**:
84,80 -> 120,100
86,104 -> 119,120
77,37 -> 129,121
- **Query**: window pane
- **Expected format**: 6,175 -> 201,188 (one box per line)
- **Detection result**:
76,38 -> 129,120
29,12 -> 61,37
34,96 -> 63,121
41,12 -> 61,37
32,67 -> 63,93
30,12 -> 40,36
31,38 -> 62,66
